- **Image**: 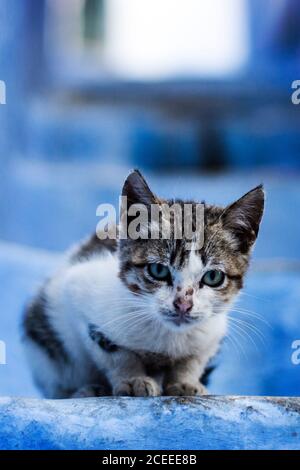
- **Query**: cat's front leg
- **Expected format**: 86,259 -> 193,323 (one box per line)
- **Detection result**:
164,356 -> 208,397
107,350 -> 161,397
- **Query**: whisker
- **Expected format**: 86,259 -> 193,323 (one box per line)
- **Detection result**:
226,323 -> 248,360
239,291 -> 270,303
100,309 -> 152,328
229,316 -> 267,348
228,318 -> 261,353
98,310 -> 153,331
230,308 -> 272,328
224,331 -> 242,360
213,305 -> 271,328
110,314 -> 155,341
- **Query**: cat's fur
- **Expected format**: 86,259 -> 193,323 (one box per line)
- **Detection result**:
23,170 -> 264,398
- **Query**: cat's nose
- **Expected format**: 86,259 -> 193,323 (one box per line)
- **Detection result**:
173,298 -> 193,315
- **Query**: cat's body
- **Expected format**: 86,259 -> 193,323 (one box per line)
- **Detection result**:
23,171 -> 264,398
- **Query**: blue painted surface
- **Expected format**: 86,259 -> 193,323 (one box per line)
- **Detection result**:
0,396 -> 299,450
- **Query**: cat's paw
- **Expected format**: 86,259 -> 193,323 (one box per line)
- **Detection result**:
71,384 -> 109,398
113,377 -> 161,397
165,382 -> 207,397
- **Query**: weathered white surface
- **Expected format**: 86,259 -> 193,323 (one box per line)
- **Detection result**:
0,396 -> 299,450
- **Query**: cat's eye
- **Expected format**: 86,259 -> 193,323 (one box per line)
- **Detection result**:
147,263 -> 170,281
201,270 -> 225,288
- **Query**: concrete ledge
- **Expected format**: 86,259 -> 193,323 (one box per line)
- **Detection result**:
0,396 -> 299,450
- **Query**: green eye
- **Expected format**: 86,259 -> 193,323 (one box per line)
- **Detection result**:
148,263 -> 170,281
202,270 -> 225,288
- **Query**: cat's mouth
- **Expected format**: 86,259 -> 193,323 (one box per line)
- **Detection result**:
163,312 -> 199,327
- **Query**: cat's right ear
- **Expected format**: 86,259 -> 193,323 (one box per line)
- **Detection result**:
122,169 -> 158,207
221,185 -> 265,253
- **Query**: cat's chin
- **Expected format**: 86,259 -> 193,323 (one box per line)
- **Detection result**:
163,319 -> 198,332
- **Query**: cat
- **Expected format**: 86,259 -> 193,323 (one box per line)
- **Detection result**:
23,170 -> 264,398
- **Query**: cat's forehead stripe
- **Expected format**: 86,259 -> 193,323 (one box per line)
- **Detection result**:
188,249 -> 204,275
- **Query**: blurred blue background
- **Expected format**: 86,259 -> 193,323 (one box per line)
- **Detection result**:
0,0 -> 300,398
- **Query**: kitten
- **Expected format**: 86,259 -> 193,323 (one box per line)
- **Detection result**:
23,170 -> 264,398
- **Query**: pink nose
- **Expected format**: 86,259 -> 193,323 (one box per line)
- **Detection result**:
173,298 -> 193,315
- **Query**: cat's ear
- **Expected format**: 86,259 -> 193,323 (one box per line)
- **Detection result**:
122,169 -> 158,207
221,185 -> 265,253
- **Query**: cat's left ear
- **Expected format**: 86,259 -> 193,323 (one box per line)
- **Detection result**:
120,170 -> 159,240
221,185 -> 265,253
122,169 -> 158,207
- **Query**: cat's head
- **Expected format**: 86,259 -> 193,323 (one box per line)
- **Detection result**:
119,170 -> 264,331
